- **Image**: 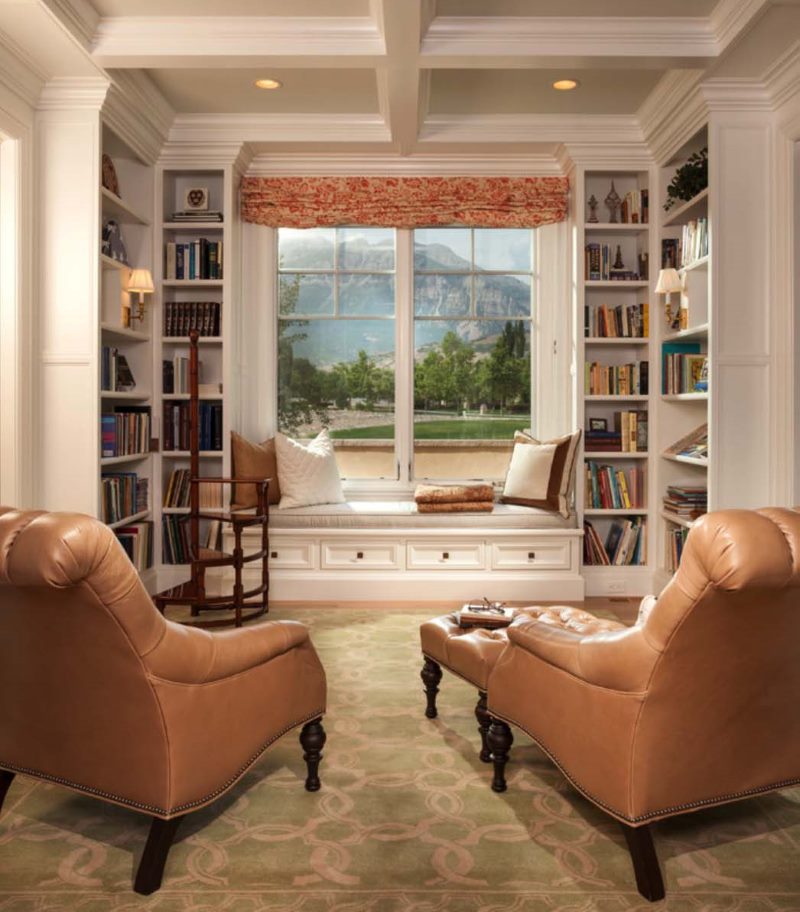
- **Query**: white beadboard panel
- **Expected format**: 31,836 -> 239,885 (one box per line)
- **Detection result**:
714,122 -> 770,358
40,363 -> 98,514
38,115 -> 100,357
715,360 -> 770,508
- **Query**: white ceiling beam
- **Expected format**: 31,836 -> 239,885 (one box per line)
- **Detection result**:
711,0 -> 771,55
419,113 -> 644,146
168,113 -> 391,146
91,16 -> 385,68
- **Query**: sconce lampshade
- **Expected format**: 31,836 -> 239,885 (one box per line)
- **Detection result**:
655,267 -> 682,295
127,268 -> 154,295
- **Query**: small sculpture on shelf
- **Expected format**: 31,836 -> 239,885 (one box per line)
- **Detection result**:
612,245 -> 625,270
101,153 -> 120,197
587,194 -> 599,223
101,219 -> 128,265
604,181 -> 622,223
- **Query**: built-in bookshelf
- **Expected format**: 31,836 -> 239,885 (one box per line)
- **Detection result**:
657,128 -> 710,578
577,166 -> 657,592
155,166 -> 233,566
98,124 -> 155,578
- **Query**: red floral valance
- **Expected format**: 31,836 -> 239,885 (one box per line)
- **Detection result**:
240,176 -> 569,229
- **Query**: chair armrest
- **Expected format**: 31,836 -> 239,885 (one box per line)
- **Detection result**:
507,606 -> 660,692
143,619 -> 309,684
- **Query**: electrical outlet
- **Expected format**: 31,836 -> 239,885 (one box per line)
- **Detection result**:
607,579 -> 626,594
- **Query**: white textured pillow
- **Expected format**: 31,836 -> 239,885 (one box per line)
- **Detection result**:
502,442 -> 557,502
274,429 -> 345,510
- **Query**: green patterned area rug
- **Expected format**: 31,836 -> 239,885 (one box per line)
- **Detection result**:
2,606 -> 800,911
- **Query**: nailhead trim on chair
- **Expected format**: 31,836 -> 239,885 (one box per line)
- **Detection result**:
490,709 -> 800,824
0,707 -> 325,819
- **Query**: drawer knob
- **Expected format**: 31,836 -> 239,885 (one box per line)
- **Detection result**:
528,552 -> 536,560
442,551 -> 449,560
270,551 -> 278,559
356,551 -> 364,559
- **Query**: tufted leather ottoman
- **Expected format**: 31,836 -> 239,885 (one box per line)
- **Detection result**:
420,606 -> 625,770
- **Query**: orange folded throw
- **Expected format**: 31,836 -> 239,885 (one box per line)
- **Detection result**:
414,483 -> 494,505
416,500 -> 494,513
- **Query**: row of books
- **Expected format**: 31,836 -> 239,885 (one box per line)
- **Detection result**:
585,302 -> 649,339
665,423 -> 708,462
585,462 -> 645,510
163,356 -> 191,395
663,485 -> 707,520
666,526 -> 690,572
585,244 -> 640,282
585,411 -> 648,453
170,209 -> 223,223
101,347 -> 136,393
663,343 -> 707,395
101,473 -> 148,524
163,301 -> 221,337
585,361 -> 649,396
101,408 -> 151,458
620,188 -> 649,225
117,521 -> 153,572
679,218 -> 708,267
164,239 -> 223,281
162,515 -> 192,564
163,469 -> 225,509
583,518 -> 647,566
163,402 -> 223,452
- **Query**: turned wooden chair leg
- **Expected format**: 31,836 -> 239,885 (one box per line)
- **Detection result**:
475,691 -> 492,762
621,823 -> 665,902
487,718 -> 513,792
300,718 -> 326,792
134,815 -> 185,896
421,657 -> 443,719
0,770 -> 15,815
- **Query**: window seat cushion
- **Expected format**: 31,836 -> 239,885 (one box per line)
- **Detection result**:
267,500 -> 575,531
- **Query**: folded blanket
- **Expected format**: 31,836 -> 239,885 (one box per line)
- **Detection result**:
414,483 -> 495,505
416,500 -> 494,514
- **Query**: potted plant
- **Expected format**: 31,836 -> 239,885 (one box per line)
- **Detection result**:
664,147 -> 708,211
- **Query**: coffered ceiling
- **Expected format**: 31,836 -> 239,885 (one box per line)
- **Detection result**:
0,0 -> 795,158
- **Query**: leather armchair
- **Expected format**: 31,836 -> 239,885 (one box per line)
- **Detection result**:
0,507 -> 327,894
486,508 -> 800,902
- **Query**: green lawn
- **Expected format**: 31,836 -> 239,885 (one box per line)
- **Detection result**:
331,418 -> 525,440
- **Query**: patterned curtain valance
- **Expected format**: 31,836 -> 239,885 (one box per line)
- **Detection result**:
240,176 -> 569,229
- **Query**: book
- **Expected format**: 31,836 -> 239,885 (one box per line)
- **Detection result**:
458,602 -> 516,628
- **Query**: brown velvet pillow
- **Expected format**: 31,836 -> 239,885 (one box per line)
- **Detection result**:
500,429 -> 581,517
230,431 -> 281,507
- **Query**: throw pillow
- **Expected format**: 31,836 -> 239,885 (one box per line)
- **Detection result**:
500,429 -> 581,517
274,429 -> 345,510
230,432 -> 281,507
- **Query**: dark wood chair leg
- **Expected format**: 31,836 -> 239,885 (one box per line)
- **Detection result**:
300,717 -> 326,792
134,815 -> 184,896
621,823 -> 665,902
0,770 -> 15,815
487,718 -> 513,792
421,657 -> 443,719
475,691 -> 492,762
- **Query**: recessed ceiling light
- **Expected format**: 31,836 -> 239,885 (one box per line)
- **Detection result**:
552,79 -> 579,91
255,78 -> 282,90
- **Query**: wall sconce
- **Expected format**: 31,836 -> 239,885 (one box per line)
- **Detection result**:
126,268 -> 154,326
655,267 -> 683,331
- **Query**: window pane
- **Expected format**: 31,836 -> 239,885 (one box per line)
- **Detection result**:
279,274 -> 334,316
339,274 -> 395,316
474,228 -> 532,272
337,228 -> 395,271
475,274 -> 532,317
278,227 -> 335,269
413,318 -> 531,480
414,274 -> 471,317
414,228 -> 471,270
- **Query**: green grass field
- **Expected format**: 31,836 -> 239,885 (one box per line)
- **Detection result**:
331,418 -> 524,440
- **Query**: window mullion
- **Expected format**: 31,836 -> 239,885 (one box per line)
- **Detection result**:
395,228 -> 413,486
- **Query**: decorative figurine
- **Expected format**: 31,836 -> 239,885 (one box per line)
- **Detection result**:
613,245 -> 625,270
605,180 -> 622,223
102,219 -> 128,265
587,194 -> 599,223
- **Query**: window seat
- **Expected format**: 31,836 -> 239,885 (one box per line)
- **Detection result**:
268,500 -> 575,531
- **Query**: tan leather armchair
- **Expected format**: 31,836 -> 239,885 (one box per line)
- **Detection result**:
0,507 -> 327,895
486,508 -> 800,902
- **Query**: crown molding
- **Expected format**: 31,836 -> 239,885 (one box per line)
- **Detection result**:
102,70 -> 174,165
40,0 -> 99,51
37,76 -> 109,111
0,30 -> 48,109
245,151 -> 564,176
420,113 -> 643,146
168,113 -> 391,145
701,77 -> 772,112
556,142 -> 653,169
92,16 -> 384,66
763,39 -> 800,114
158,140 -> 252,168
638,70 -> 708,165
422,16 -> 717,58
710,0 -> 771,54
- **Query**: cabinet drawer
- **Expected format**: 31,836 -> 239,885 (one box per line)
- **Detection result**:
268,540 -> 315,570
491,540 -> 571,571
407,541 -> 486,570
321,540 -> 400,570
